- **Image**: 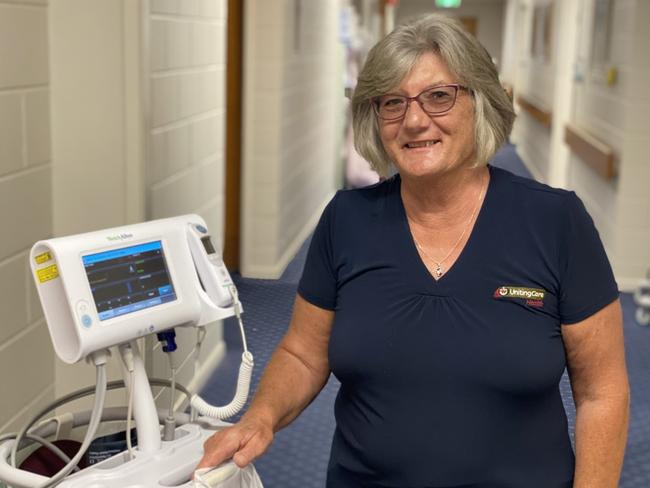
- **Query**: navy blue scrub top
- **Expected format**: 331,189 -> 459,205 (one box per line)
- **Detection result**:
298,166 -> 619,488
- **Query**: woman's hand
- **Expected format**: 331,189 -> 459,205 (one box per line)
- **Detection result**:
196,415 -> 275,470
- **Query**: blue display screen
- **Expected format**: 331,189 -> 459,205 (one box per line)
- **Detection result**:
82,241 -> 177,321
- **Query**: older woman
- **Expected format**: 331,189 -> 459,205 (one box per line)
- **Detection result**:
198,14 -> 629,487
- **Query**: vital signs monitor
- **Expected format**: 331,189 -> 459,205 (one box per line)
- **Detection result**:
30,215 -> 235,363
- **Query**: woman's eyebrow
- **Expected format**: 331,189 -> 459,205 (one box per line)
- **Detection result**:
387,81 -> 452,96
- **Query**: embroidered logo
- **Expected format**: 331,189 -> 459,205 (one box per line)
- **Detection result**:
494,286 -> 546,308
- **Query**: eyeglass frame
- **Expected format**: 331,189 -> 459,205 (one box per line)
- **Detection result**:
371,83 -> 469,121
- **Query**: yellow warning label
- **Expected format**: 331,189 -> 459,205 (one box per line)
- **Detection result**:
34,252 -> 52,265
37,264 -> 59,283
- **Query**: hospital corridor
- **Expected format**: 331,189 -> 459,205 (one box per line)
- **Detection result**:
0,0 -> 649,487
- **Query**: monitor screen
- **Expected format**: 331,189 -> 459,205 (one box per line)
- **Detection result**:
82,241 -> 177,321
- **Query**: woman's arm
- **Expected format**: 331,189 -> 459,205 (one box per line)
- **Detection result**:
562,299 -> 630,487
196,295 -> 334,469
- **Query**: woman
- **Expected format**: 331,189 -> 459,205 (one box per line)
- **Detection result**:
197,14 -> 629,487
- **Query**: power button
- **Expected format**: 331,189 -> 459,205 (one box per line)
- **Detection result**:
77,300 -> 92,328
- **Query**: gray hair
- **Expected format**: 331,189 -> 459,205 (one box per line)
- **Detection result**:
352,14 -> 516,177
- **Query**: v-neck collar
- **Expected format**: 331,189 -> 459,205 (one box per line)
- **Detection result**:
395,165 -> 495,291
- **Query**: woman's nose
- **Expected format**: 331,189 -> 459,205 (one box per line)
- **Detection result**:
402,99 -> 432,130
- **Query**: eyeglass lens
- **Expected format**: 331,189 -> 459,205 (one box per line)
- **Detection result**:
375,85 -> 458,119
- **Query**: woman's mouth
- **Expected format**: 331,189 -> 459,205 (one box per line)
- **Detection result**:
403,140 -> 440,149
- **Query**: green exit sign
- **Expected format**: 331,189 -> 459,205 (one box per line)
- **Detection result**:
436,0 -> 462,7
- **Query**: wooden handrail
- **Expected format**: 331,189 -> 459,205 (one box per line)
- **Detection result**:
564,123 -> 616,181
516,94 -> 552,128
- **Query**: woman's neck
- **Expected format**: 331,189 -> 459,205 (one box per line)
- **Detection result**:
400,165 -> 489,228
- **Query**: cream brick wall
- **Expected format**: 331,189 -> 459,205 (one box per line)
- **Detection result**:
241,0 -> 341,278
47,0 -> 149,402
0,0 -> 54,432
147,0 -> 229,402
148,0 -> 227,237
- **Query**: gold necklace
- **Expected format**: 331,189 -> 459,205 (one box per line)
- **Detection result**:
414,172 -> 488,279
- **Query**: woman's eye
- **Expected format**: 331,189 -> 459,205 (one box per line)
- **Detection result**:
382,97 -> 405,107
426,90 -> 451,100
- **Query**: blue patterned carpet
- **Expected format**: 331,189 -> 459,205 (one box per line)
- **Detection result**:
200,145 -> 650,487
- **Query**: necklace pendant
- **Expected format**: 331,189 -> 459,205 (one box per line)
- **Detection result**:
435,263 -> 443,278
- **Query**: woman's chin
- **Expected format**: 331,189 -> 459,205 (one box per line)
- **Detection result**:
395,153 -> 478,180
395,159 -> 448,179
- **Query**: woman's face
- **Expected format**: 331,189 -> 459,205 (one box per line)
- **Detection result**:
378,52 -> 476,180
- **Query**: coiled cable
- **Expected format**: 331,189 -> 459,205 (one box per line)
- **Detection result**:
190,351 -> 254,419
190,286 -> 254,420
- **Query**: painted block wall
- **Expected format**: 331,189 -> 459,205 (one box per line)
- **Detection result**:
0,0 -> 55,433
241,0 -> 341,278
48,0 -> 149,405
147,0 -> 229,401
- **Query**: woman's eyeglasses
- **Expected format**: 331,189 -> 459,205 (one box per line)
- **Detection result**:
372,84 -> 468,120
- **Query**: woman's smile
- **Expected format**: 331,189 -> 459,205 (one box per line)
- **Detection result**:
402,139 -> 441,149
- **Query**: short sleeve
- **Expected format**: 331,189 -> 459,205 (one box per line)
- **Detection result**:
297,193 -> 339,310
559,192 -> 619,324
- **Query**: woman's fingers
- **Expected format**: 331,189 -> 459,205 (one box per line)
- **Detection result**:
195,419 -> 274,471
196,428 -> 241,470
231,426 -> 274,467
